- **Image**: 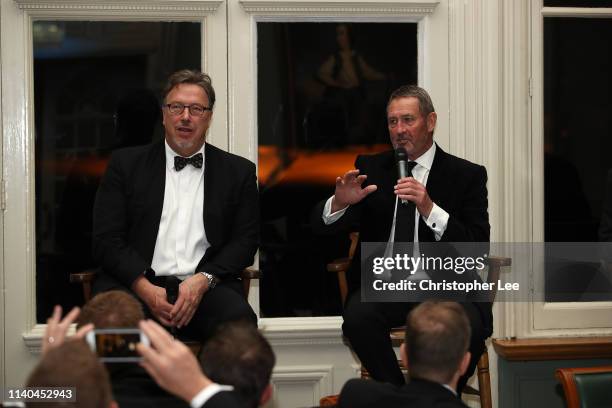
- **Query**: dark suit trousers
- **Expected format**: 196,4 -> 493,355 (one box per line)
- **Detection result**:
342,292 -> 487,393
146,277 -> 257,342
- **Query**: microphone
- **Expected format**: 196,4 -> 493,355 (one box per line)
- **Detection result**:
395,148 -> 409,205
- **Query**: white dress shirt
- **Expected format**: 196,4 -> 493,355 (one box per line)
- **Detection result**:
190,383 -> 234,408
151,141 -> 210,279
322,143 -> 450,247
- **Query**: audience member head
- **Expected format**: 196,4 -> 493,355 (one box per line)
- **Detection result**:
199,321 -> 275,407
77,290 -> 144,329
27,340 -> 116,408
401,301 -> 471,389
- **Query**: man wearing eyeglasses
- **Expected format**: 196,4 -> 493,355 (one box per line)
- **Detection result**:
92,70 -> 258,341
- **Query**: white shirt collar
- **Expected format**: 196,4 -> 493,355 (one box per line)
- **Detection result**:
412,142 -> 436,170
442,383 -> 457,396
190,383 -> 234,408
164,140 -> 206,171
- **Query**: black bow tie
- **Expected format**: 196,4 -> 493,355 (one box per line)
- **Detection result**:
174,153 -> 203,171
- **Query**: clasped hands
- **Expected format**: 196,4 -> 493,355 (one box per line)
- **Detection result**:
332,169 -> 433,218
136,273 -> 209,329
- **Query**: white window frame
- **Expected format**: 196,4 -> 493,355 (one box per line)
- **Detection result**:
228,0 -> 447,160
228,0 -> 451,338
525,0 -> 612,336
2,0 -> 227,386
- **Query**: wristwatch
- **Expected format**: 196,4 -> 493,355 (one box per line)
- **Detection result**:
199,272 -> 218,289
145,267 -> 156,280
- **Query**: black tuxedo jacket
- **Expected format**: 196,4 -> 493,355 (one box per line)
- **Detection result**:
312,145 -> 491,331
92,140 -> 259,291
108,364 -> 188,408
202,391 -> 246,408
338,378 -> 468,408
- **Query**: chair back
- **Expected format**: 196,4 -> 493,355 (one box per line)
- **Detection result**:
556,366 -> 612,408
483,256 -> 512,303
328,232 -> 511,306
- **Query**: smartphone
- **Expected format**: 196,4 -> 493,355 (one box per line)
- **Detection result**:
85,328 -> 150,362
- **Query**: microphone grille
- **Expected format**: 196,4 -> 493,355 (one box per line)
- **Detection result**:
394,148 -> 407,161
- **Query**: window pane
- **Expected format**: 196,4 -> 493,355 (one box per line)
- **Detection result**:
257,22 -> 417,317
544,17 -> 612,301
34,21 -> 201,323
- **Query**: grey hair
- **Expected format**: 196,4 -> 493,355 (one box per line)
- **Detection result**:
387,85 -> 435,117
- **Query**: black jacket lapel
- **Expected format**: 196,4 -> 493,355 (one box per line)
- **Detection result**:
203,143 -> 217,246
141,140 -> 166,262
379,150 -> 399,223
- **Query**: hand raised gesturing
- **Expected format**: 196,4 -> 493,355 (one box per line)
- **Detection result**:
331,169 -> 378,213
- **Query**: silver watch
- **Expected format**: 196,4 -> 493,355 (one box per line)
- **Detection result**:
199,272 -> 217,289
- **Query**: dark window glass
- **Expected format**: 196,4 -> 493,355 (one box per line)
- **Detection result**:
257,22 -> 417,317
544,0 -> 612,6
34,21 -> 201,323
543,18 -> 612,301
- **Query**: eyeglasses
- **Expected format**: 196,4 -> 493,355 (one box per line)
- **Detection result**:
164,102 -> 211,117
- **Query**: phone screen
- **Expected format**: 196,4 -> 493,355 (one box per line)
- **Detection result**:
86,328 -> 148,362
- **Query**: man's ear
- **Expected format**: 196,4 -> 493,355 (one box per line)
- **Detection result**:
458,351 -> 471,377
259,383 -> 273,406
400,343 -> 408,368
426,111 -> 437,133
109,400 -> 119,408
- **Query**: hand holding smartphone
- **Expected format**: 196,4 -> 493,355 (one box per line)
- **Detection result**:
86,328 -> 150,362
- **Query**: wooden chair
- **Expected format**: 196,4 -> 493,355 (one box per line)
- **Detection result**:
319,394 -> 339,407
556,366 -> 612,408
326,231 -> 359,304
71,267 -> 261,303
327,232 -> 511,408
71,267 -> 262,354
